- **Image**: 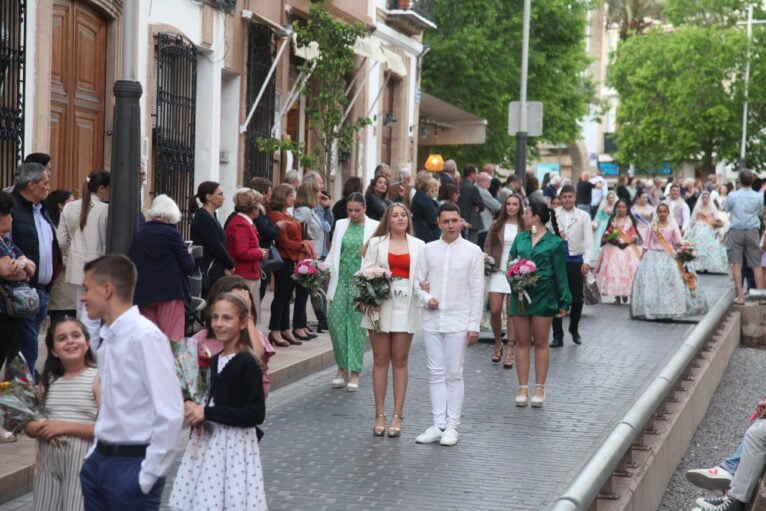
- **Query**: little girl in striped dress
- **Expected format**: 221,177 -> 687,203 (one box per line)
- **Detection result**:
25,317 -> 98,511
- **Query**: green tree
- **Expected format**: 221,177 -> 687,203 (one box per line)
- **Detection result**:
607,0 -> 665,40
665,0 -> 763,27
609,26 -> 753,173
292,2 -> 369,178
421,0 -> 592,168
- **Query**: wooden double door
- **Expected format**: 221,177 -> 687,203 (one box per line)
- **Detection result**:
49,0 -> 108,193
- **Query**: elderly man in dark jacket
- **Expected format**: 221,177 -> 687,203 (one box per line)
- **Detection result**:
10,162 -> 61,376
456,164 -> 485,244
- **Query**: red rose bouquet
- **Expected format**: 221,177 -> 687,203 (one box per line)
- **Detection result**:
506,258 -> 540,313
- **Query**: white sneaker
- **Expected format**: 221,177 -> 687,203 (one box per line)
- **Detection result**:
415,426 -> 444,444
686,467 -> 733,491
439,427 -> 459,446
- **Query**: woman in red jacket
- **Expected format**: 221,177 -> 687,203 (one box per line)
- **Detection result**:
225,188 -> 269,323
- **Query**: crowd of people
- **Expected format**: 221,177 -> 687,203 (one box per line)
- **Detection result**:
1,151 -> 765,510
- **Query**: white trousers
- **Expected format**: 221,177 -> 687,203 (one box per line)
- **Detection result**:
423,331 -> 467,430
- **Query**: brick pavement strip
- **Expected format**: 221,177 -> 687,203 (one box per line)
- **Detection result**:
0,276 -> 731,511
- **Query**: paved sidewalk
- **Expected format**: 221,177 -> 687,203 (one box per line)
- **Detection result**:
0,275 -> 732,510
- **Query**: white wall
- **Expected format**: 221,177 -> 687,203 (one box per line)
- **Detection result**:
218,72 -> 241,220
136,0 -> 232,207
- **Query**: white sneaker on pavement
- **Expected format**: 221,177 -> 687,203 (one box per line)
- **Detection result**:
415,426 -> 444,444
439,427 -> 459,446
686,466 -> 733,491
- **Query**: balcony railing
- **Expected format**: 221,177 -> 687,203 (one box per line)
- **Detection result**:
386,0 -> 436,32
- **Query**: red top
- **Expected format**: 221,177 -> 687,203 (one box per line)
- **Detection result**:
388,252 -> 410,279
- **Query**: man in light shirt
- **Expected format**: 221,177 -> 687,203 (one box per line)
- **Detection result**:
414,203 -> 484,447
550,185 -> 594,347
79,254 -> 183,509
725,170 -> 764,304
664,184 -> 691,234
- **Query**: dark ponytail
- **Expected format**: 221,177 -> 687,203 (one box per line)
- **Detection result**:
549,206 -> 561,238
527,198 -> 560,236
189,181 -> 220,214
80,169 -> 110,231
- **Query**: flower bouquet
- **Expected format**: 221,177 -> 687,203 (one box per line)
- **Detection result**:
506,258 -> 539,313
0,354 -> 66,447
170,340 -> 212,456
292,258 -> 331,311
676,241 -> 698,296
676,241 -> 696,264
351,267 -> 393,332
170,340 -> 211,405
483,254 -> 497,276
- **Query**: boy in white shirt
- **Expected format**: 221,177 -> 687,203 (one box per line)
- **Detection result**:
79,254 -> 183,510
414,203 -> 484,446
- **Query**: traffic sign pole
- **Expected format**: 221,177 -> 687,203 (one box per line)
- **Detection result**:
515,0 -> 532,187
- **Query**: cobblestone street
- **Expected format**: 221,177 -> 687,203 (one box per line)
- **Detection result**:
0,275 -> 731,511
250,275 -> 730,510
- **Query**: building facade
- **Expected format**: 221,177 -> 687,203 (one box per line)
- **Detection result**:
3,0 -> 434,221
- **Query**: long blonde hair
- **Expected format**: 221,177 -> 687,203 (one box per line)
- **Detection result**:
360,203 -> 413,257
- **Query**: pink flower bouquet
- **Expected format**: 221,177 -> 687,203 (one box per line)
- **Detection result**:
351,267 -> 393,332
506,258 -> 540,313
292,258 -> 331,310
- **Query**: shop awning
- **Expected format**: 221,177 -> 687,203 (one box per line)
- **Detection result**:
418,93 -> 487,145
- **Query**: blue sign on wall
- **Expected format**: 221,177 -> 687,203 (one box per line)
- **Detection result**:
598,162 -> 619,176
535,162 -> 560,182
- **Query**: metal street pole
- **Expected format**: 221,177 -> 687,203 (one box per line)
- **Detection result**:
739,4 -> 753,170
514,0 -> 531,187
106,0 -> 142,254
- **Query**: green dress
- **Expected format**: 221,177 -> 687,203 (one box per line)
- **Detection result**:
507,230 -> 572,317
328,223 -> 366,372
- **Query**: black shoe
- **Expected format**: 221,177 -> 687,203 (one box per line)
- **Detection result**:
292,330 -> 315,341
549,338 -> 563,348
571,333 -> 582,345
317,323 -> 329,333
694,496 -> 746,511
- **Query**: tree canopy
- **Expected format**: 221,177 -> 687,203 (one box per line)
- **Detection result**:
609,26 -> 750,173
609,0 -> 766,172
421,0 -> 592,168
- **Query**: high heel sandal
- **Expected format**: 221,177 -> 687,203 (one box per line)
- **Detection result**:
531,384 -> 545,408
268,332 -> 290,348
515,385 -> 529,407
387,415 -> 403,437
503,343 -> 514,369
373,414 -> 386,436
491,343 -> 503,363
281,331 -> 302,346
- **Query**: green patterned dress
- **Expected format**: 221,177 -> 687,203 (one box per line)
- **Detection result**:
328,223 -> 366,372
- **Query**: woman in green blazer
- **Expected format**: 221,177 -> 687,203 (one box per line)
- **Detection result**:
508,200 -> 572,408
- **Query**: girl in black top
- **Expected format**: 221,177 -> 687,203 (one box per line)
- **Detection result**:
189,181 -> 235,296
169,292 -> 267,510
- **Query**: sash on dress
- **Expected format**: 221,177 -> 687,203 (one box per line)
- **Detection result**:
653,223 -> 697,297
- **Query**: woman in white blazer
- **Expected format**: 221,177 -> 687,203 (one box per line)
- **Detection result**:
360,203 -> 425,438
57,169 -> 109,323
326,193 -> 379,392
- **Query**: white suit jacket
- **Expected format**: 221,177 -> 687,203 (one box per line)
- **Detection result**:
326,217 -> 378,301
359,234 -> 425,333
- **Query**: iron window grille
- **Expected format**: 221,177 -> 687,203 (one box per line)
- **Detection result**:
152,32 -> 197,237
244,23 -> 276,183
0,1 -> 25,189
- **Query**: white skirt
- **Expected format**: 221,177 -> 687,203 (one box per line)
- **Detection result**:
169,424 -> 268,511
488,271 -> 510,294
388,279 -> 411,333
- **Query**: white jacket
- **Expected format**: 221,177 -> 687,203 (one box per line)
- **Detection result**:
57,197 -> 108,286
326,217 -> 378,301
359,234 -> 425,334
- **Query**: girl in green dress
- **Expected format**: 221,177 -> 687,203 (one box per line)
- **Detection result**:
326,193 -> 379,391
508,200 -> 572,408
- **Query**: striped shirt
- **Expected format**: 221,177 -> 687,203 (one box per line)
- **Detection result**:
45,367 -> 98,423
